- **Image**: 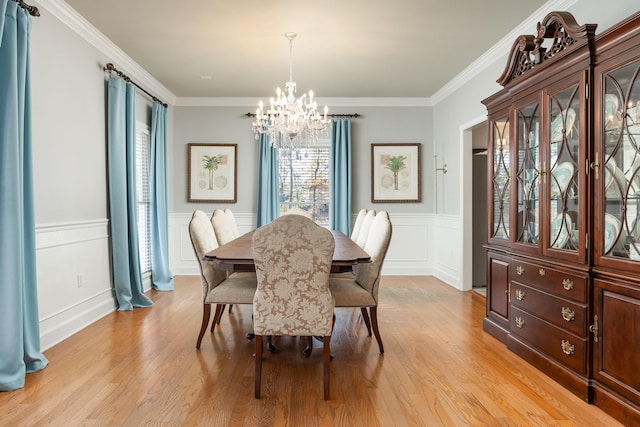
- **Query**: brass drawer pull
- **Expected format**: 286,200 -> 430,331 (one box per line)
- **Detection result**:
515,316 -> 525,328
539,268 -> 545,276
562,279 -> 574,290
516,266 -> 524,275
561,340 -> 575,355
561,307 -> 575,322
515,289 -> 525,301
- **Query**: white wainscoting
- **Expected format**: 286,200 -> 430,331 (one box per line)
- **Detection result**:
169,212 -> 435,277
36,220 -> 115,350
33,212 -> 463,351
432,214 -> 464,290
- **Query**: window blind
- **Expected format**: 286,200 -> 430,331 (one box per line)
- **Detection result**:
278,146 -> 330,226
136,126 -> 152,274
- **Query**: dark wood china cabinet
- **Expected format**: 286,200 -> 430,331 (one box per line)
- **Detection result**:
482,10 -> 640,424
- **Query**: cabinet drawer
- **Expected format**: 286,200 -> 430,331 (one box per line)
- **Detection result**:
511,259 -> 587,302
510,306 -> 587,375
511,282 -> 587,337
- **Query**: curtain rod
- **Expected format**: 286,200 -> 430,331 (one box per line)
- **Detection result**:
104,63 -> 168,108
11,0 -> 40,16
244,112 -> 360,119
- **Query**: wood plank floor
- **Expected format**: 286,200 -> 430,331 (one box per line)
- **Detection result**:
0,276 -> 624,426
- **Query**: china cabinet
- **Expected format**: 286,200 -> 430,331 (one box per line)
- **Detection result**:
591,12 -> 640,424
482,10 -> 640,424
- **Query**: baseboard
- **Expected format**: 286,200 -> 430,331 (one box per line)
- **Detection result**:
40,293 -> 116,351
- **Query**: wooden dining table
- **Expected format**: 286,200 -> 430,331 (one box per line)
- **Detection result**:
204,229 -> 371,272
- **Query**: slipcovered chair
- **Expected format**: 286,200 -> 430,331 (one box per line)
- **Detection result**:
211,208 -> 239,246
211,208 -> 245,316
350,208 -> 368,242
189,210 -> 257,349
223,208 -> 240,237
252,215 -> 335,400
281,207 -> 313,219
354,209 -> 376,248
330,211 -> 392,354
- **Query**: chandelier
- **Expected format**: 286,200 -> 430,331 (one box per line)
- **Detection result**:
252,32 -> 329,148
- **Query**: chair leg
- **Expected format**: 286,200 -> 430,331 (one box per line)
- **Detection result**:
215,304 -> 227,326
211,304 -> 223,332
228,304 -> 233,314
303,336 -> 313,358
370,306 -> 384,354
196,304 -> 211,349
267,336 -> 277,353
360,307 -> 372,337
323,336 -> 331,400
255,335 -> 263,399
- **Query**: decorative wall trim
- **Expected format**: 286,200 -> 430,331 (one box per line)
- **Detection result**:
37,0 -> 177,104
430,0 -> 577,104
432,214 -> 463,289
35,219 -> 115,350
39,290 -> 115,351
174,97 -> 433,108
169,212 -> 433,276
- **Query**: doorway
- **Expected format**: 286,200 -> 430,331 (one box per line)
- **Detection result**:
471,124 -> 488,294
459,116 -> 488,293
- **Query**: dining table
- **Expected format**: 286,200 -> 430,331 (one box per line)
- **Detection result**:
203,229 -> 371,272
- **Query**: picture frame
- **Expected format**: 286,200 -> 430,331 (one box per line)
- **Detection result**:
187,143 -> 237,203
371,143 -> 421,203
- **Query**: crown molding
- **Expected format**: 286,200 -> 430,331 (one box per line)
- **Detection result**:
37,0 -> 178,105
430,0 -> 578,105
174,97 -> 433,108
38,0 -> 576,109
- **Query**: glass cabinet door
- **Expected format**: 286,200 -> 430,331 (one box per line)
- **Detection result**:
515,103 -> 540,247
601,61 -> 640,261
548,85 -> 581,252
491,118 -> 510,241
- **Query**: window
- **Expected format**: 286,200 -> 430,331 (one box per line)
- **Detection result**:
278,143 -> 330,226
135,123 -> 151,274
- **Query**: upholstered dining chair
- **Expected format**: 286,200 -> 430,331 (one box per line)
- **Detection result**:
211,208 -> 245,316
350,208 -> 368,242
329,210 -> 392,354
252,214 -> 335,400
211,208 -> 239,246
354,209 -> 376,248
281,207 -> 313,219
189,210 -> 257,349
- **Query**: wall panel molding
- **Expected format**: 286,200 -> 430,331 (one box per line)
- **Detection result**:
169,212 -> 433,276
36,219 -> 115,350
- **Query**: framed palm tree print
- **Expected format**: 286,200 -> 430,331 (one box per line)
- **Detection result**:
187,143 -> 237,203
371,143 -> 421,203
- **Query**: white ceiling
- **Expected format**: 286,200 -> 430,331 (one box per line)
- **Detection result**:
62,0 -> 550,100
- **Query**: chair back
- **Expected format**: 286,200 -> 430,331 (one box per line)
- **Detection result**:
356,211 -> 392,302
350,208 -> 368,241
189,210 -> 227,300
224,208 -> 240,237
281,207 -> 313,219
252,215 -> 335,336
211,209 -> 238,246
355,209 -> 376,248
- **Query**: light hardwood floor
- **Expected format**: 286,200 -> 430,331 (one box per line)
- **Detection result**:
0,276 -> 625,426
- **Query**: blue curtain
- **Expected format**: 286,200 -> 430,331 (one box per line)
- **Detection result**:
255,134 -> 279,227
330,120 -> 352,234
107,76 -> 153,311
0,0 -> 48,391
149,102 -> 174,291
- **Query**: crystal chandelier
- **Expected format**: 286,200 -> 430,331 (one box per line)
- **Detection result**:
252,32 -> 329,148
